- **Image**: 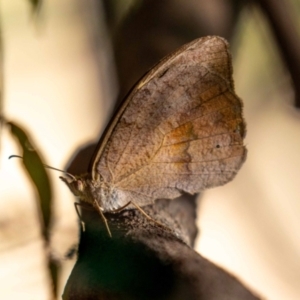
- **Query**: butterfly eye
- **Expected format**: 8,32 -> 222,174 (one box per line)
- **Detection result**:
75,180 -> 84,192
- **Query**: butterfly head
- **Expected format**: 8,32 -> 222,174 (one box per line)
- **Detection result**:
60,174 -> 90,203
60,173 -> 111,211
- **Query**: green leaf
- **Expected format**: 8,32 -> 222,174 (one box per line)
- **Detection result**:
8,121 -> 58,297
8,121 -> 52,241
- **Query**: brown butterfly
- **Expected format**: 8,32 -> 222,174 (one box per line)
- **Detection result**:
61,36 -> 247,236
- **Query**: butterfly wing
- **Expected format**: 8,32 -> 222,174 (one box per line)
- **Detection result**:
92,36 -> 246,208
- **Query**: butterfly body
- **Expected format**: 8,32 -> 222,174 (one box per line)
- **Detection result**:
62,36 -> 246,221
61,174 -> 123,212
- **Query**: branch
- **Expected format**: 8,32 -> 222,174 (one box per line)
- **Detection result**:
62,196 -> 261,300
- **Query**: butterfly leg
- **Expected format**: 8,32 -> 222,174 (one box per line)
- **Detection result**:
110,201 -> 133,212
74,202 -> 93,232
111,201 -> 171,232
92,200 -> 112,238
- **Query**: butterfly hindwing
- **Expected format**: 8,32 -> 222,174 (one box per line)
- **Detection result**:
92,36 -> 246,207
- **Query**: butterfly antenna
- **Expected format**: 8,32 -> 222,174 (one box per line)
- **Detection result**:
9,155 -> 76,180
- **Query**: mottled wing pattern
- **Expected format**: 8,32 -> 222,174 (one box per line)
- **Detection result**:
92,36 -> 246,207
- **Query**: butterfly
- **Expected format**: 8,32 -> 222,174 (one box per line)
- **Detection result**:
61,36 -> 247,236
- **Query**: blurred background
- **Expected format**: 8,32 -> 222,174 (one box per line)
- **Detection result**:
0,0 -> 299,299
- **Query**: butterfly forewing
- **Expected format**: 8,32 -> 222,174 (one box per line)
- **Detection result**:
92,36 -> 246,209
